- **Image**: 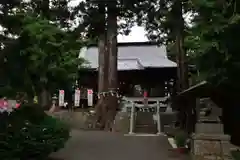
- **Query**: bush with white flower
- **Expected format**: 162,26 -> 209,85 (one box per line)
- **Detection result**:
0,99 -> 12,113
0,103 -> 70,160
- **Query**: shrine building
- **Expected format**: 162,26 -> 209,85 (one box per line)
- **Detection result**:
78,42 -> 177,102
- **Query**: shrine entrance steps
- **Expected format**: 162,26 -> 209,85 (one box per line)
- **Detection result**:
135,112 -> 157,134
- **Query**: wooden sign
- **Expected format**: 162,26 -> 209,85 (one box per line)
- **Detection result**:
8,100 -> 16,108
74,89 -> 80,107
87,89 -> 93,106
59,90 -> 65,106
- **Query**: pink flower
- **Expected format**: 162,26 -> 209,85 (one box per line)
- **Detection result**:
0,99 -> 6,108
16,103 -> 21,108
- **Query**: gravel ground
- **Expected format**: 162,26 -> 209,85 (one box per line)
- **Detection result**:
50,130 -> 190,160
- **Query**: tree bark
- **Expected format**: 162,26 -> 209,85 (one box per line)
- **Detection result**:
173,0 -> 189,130
105,0 -> 118,130
38,88 -> 51,108
95,3 -> 109,129
40,0 -> 50,19
174,0 -> 189,92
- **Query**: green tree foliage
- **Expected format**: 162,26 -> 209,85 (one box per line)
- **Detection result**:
1,14 -> 84,98
137,0 -> 190,90
21,15 -> 83,93
73,0 -> 158,40
73,0 -> 156,129
0,1 -> 84,99
0,0 -> 73,56
186,0 -> 240,96
137,0 -> 240,94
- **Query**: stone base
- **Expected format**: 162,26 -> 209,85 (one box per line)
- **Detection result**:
192,133 -> 230,141
114,111 -> 130,133
192,155 -> 233,160
191,133 -> 233,160
195,122 -> 224,134
50,110 -> 96,129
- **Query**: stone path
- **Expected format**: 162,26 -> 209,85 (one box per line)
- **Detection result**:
50,130 -> 190,160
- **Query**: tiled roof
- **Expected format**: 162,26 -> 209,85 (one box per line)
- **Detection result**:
79,42 -> 177,70
118,58 -> 144,70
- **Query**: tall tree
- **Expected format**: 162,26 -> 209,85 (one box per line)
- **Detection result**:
0,0 -> 81,101
74,0 -> 147,129
1,13 -> 84,104
95,2 -> 109,129
186,0 -> 240,95
173,0 -> 189,91
105,0 -> 118,130
137,0 -> 190,91
185,0 -> 240,145
0,0 -> 23,62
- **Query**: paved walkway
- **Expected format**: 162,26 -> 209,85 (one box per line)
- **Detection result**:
50,130 -> 190,160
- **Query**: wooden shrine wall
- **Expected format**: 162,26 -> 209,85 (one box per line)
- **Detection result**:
78,67 -> 177,98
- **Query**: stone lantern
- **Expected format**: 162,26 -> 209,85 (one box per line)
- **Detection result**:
52,94 -> 57,105
49,94 -> 58,113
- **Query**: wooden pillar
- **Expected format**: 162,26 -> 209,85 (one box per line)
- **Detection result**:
195,98 -> 200,122
177,101 -> 186,130
186,98 -> 196,134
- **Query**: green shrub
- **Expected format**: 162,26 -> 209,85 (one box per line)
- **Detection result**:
174,131 -> 187,147
0,104 -> 70,160
232,150 -> 240,160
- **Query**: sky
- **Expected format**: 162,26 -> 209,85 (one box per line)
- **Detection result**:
69,0 -> 149,43
117,26 -> 149,43
0,0 -> 149,43
1,0 -> 191,43
69,0 -> 192,43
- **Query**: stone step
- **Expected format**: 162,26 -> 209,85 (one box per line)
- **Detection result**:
135,127 -> 157,134
136,122 -> 156,125
135,124 -> 157,134
135,124 -> 156,127
136,112 -> 154,124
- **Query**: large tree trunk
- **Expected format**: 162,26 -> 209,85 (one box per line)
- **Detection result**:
105,0 -> 118,130
95,3 -> 109,129
174,0 -> 189,92
40,0 -> 50,19
38,88 -> 51,108
95,34 -> 109,129
173,0 -> 189,131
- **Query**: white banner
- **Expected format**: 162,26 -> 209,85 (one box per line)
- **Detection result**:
59,90 -> 65,106
74,89 -> 81,107
8,100 -> 16,108
87,89 -> 93,106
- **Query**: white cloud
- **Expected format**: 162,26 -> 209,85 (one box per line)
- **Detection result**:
69,0 -> 149,43
1,0 -> 192,43
69,0 -> 82,7
69,0 -> 192,43
117,26 -> 148,42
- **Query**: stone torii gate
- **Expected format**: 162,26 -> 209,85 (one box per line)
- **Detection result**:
122,97 -> 169,135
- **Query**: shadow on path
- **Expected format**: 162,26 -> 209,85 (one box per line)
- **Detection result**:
50,130 -> 190,160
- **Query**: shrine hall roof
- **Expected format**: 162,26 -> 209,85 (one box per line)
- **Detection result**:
79,42 -> 177,70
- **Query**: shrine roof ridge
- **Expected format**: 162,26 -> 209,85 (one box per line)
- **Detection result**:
87,41 -> 159,47
79,42 -> 177,69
